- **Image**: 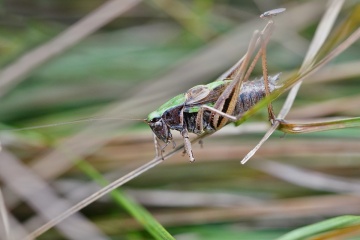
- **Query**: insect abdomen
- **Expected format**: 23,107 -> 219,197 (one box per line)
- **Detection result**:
184,74 -> 281,134
235,74 -> 281,115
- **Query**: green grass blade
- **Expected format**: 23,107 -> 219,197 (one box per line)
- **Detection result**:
277,215 -> 360,240
76,160 -> 175,240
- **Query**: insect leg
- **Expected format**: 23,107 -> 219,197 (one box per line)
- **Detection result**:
260,22 -> 276,122
211,30 -> 261,130
194,104 -> 238,133
200,105 -> 238,121
195,107 -> 205,133
196,18 -> 276,128
235,19 -> 275,119
153,133 -> 164,160
178,107 -> 195,162
219,14 -> 276,81
258,8 -> 286,122
181,128 -> 195,162
229,16 -> 276,122
243,21 -> 274,82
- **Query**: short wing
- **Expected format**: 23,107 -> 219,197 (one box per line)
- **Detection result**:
184,81 -> 230,113
185,85 -> 211,105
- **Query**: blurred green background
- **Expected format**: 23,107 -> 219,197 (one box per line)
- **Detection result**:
0,0 -> 360,239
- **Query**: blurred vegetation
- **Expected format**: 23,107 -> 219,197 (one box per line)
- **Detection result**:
0,0 -> 360,240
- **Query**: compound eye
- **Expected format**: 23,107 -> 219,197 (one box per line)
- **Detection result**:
150,117 -> 160,123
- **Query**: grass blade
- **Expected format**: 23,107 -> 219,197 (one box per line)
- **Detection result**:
277,215 -> 360,240
76,160 -> 175,240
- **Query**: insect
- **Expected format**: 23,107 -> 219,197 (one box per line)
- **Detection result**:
146,8 -> 286,162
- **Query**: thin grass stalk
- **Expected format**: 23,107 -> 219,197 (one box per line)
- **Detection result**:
24,134 -> 200,239
76,160 -> 175,240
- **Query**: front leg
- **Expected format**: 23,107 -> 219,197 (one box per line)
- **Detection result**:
179,107 -> 195,162
181,128 -> 195,162
152,133 -> 164,160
